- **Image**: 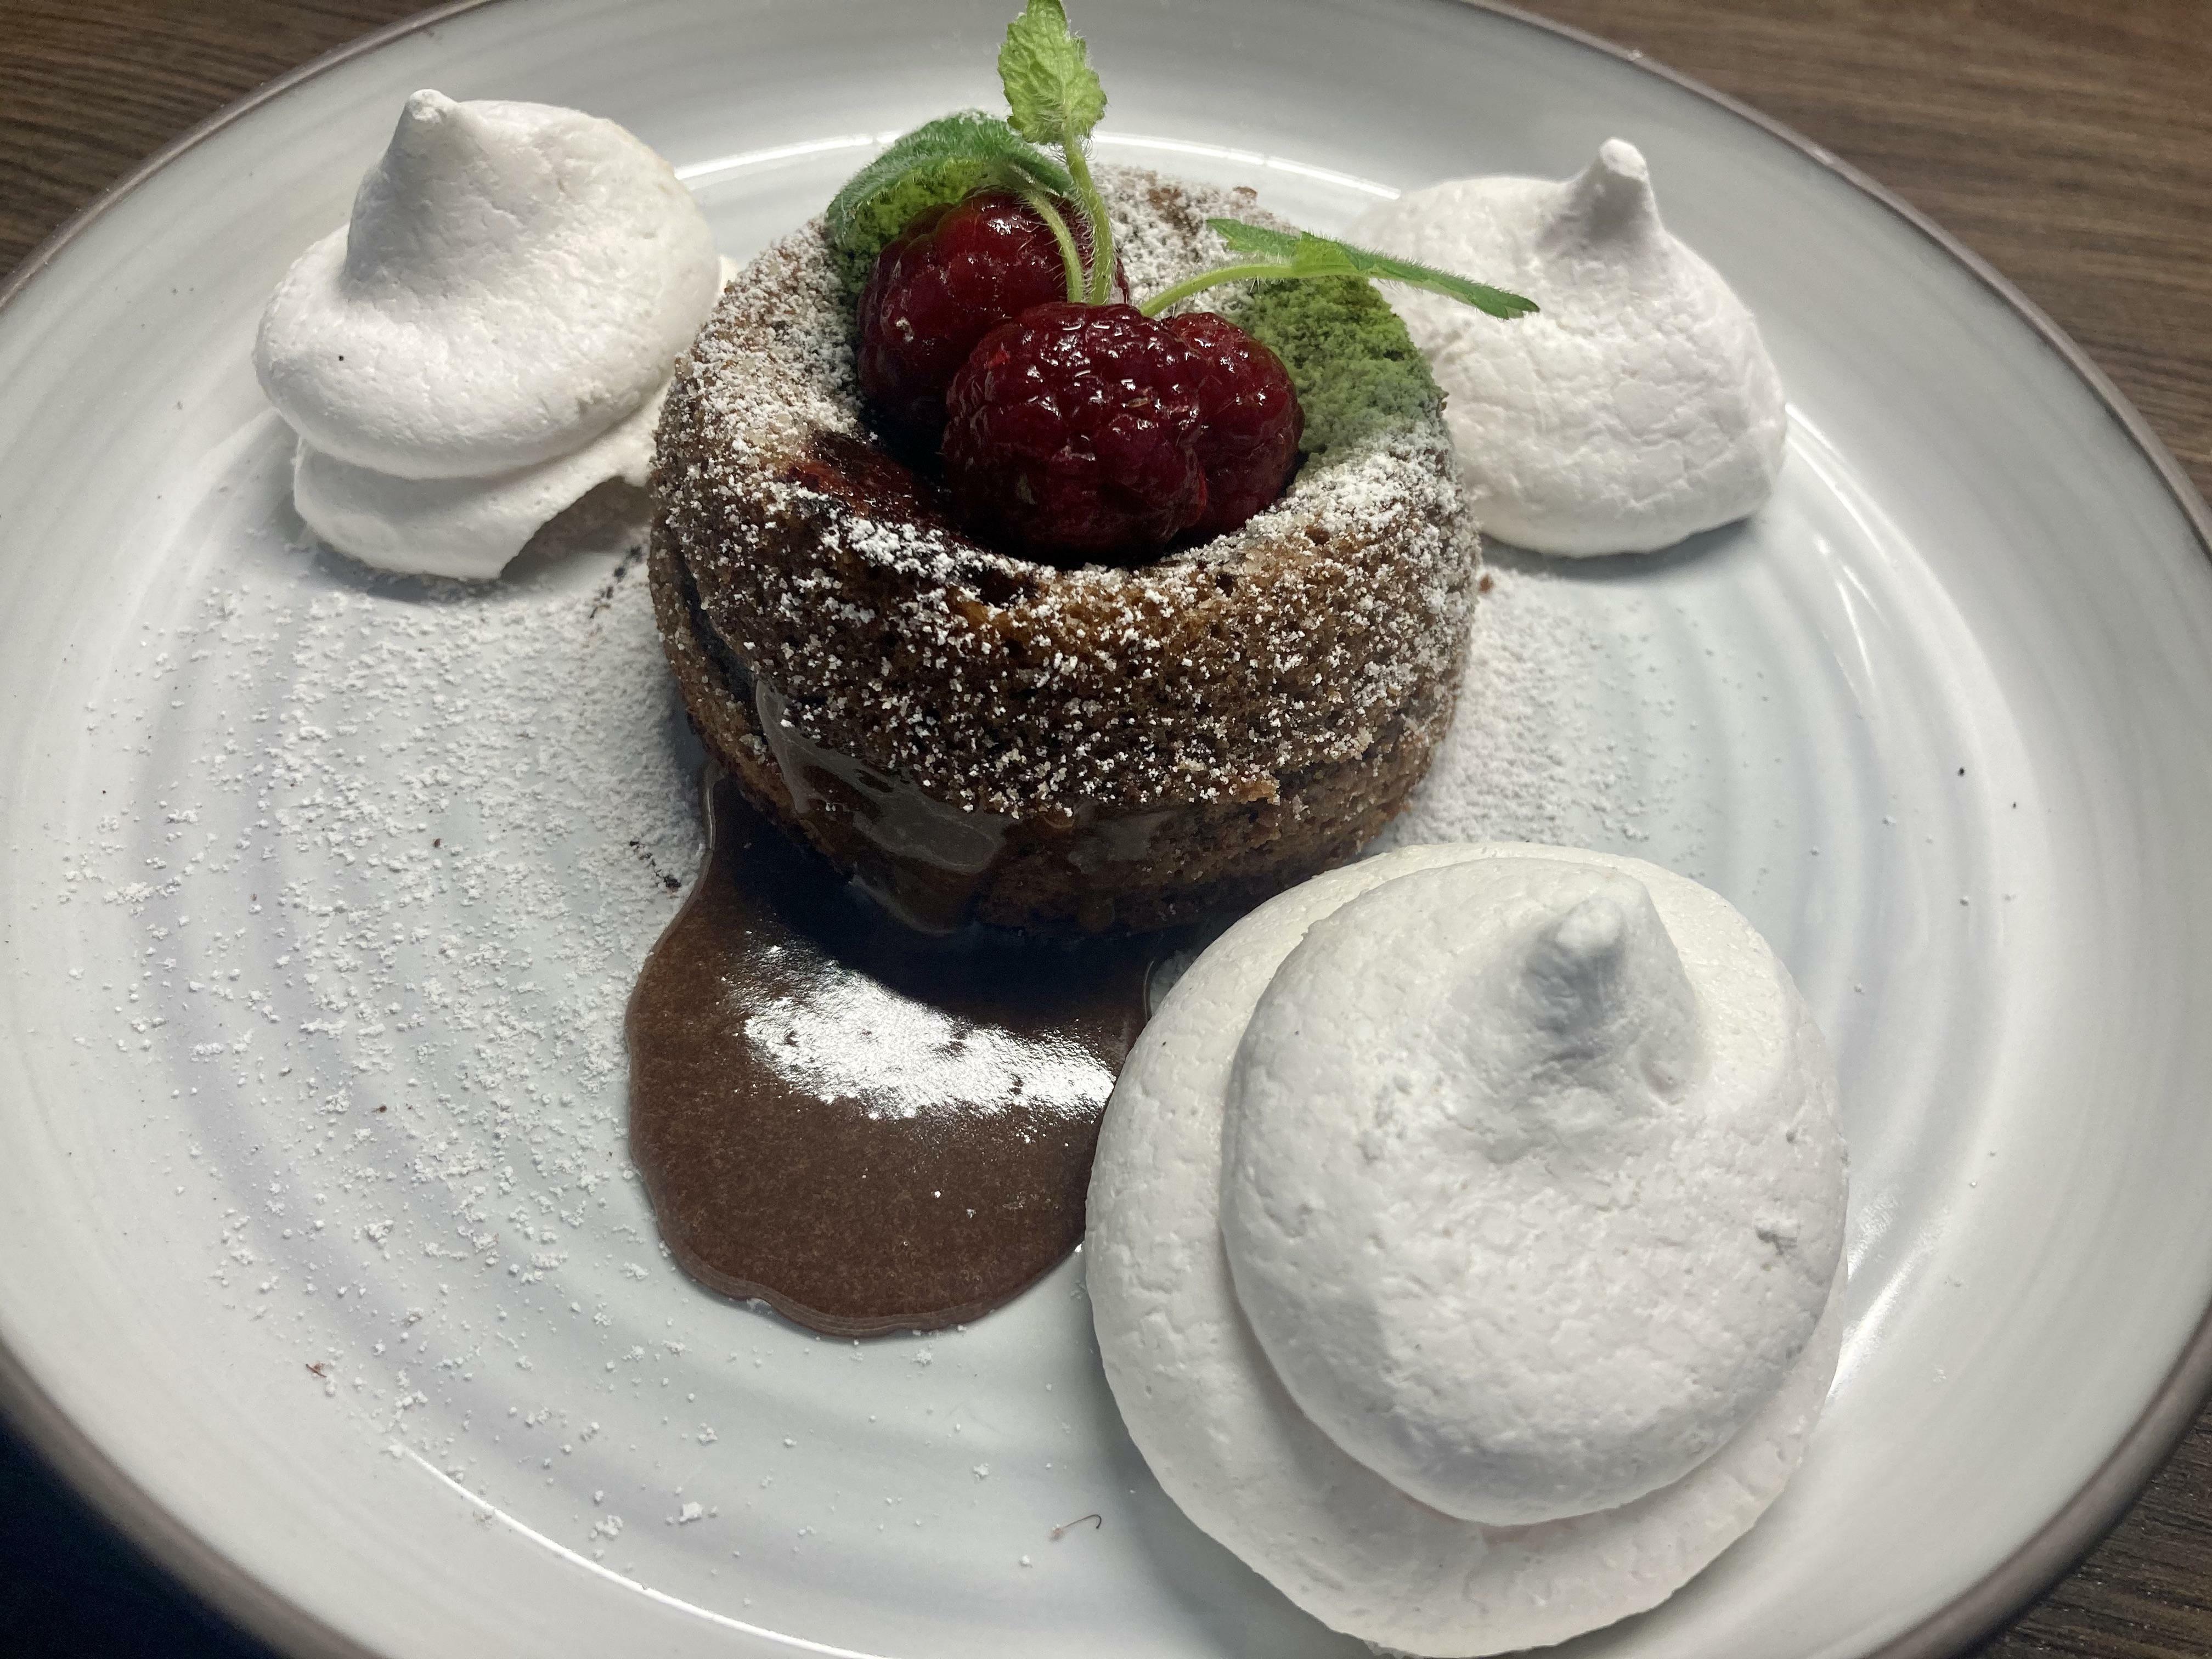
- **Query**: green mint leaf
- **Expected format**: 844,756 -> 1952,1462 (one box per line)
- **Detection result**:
827,112 -> 1070,243
998,0 -> 1107,149
1222,276 -> 1441,456
825,112 -> 1068,247
823,112 -> 1070,290
1209,219 -> 1300,260
1208,218 -> 1539,319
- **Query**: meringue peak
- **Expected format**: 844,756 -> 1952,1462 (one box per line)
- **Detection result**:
343,90 -> 527,289
1510,876 -> 1701,1102
1547,138 -> 1663,250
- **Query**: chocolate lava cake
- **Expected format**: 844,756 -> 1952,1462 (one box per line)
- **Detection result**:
648,168 -> 1478,934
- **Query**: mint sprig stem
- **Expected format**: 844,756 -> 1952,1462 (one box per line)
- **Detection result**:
999,0 -> 1115,304
1138,263 -> 1312,317
1012,182 -> 1088,303
1061,142 -> 1116,304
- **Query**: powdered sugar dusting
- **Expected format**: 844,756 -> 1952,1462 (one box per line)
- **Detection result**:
37,203 -> 1647,1577
49,465 -> 713,1533
1378,562 -> 1646,851
744,973 -> 1116,1121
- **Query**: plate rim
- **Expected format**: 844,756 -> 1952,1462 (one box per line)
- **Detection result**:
2,2 -> 2209,1656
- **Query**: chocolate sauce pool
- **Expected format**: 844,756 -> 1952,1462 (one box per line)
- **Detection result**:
625,771 -> 1167,1335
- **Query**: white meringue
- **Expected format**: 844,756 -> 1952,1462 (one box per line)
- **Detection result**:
258,89 -> 718,479
289,383 -> 663,582
1087,842 -> 1849,1655
256,91 -> 722,579
1345,140 -> 1786,556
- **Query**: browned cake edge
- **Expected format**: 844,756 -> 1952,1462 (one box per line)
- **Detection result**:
648,529 -> 1463,932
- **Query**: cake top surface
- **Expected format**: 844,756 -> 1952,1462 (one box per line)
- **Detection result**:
653,166 -> 1477,816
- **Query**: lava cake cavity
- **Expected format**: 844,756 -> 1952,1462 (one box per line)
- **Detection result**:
649,167 -> 1478,934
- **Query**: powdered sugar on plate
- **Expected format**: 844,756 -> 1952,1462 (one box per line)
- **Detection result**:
38,328 -> 1658,1596
48,437 -> 725,1544
1377,558 -> 1649,853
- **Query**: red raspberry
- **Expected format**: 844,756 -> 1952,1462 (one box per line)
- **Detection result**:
1164,312 -> 1305,536
944,302 -> 1207,565
858,192 -> 1125,455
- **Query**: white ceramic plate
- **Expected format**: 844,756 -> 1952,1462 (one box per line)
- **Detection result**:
4,2 -> 2211,1656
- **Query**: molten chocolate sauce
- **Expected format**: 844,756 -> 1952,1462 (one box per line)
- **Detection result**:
626,771 -> 1164,1335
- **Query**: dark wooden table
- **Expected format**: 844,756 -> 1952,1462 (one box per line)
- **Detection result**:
2,2 -> 2209,1656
